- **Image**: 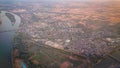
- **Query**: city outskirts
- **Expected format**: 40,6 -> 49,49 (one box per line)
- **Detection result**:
0,0 -> 120,68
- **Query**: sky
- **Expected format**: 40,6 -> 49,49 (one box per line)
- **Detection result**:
0,0 -> 120,2
0,0 -> 119,1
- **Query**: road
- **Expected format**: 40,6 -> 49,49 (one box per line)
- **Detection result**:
94,46 -> 120,68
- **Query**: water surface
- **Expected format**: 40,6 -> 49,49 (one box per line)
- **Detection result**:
0,11 -> 21,68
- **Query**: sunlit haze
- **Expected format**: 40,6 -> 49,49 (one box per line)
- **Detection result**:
0,0 -> 120,68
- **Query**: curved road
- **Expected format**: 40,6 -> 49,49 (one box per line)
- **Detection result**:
0,11 -> 21,68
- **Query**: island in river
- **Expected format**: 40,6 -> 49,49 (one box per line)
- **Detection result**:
5,13 -> 16,26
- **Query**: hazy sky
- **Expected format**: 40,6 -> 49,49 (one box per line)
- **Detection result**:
0,0 -> 119,2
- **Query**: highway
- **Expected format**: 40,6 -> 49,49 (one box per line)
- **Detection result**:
94,46 -> 120,68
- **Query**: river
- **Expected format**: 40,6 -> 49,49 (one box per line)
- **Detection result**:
0,11 -> 21,68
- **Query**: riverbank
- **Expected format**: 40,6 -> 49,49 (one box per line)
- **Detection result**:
13,48 -> 27,68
